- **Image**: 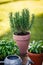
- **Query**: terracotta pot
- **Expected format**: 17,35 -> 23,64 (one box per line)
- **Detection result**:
13,32 -> 30,55
27,52 -> 42,65
41,53 -> 43,62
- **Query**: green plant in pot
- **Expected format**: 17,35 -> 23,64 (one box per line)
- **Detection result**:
0,40 -> 20,61
28,40 -> 43,65
9,9 -> 35,55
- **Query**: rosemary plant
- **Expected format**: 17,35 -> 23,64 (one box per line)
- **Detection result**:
9,9 -> 35,35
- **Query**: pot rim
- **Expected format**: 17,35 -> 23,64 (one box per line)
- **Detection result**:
27,52 -> 41,56
14,32 -> 30,36
13,32 -> 30,40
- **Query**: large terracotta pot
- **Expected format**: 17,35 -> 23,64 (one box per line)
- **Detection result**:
13,32 -> 30,55
27,52 -> 42,65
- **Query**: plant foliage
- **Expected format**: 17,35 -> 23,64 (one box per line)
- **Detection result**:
28,40 -> 43,54
0,40 -> 20,60
9,9 -> 35,34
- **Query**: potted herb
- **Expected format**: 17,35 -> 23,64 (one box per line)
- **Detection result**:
27,40 -> 43,65
9,9 -> 35,55
0,40 -> 20,61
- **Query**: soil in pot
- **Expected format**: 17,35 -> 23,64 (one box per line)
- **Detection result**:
27,52 -> 42,65
14,32 -> 30,35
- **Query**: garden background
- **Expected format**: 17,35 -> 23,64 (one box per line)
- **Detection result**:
0,0 -> 43,41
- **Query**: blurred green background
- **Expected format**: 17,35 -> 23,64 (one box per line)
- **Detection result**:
0,0 -> 43,41
31,14 -> 43,41
0,14 -> 43,41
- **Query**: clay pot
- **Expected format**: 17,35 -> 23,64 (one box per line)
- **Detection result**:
27,52 -> 42,65
41,53 -> 43,62
13,32 -> 30,55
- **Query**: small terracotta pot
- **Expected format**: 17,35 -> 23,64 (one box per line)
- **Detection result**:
41,53 -> 43,62
13,32 -> 30,55
27,52 -> 42,65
